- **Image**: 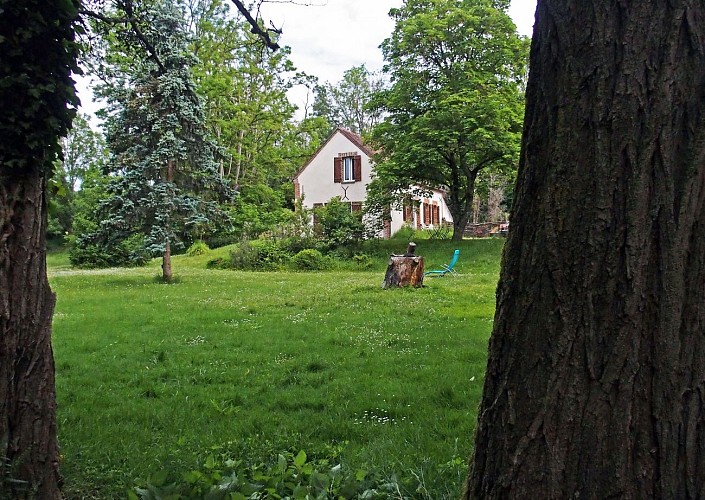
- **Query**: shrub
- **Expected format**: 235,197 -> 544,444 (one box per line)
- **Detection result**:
205,257 -> 231,270
277,236 -> 317,255
69,233 -> 150,268
314,197 -> 366,250
186,240 -> 209,257
352,253 -> 372,269
291,249 -> 329,271
204,232 -> 239,249
229,239 -> 289,271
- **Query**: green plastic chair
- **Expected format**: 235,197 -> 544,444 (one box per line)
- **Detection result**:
424,249 -> 460,277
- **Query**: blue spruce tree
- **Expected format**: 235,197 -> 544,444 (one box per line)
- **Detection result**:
86,0 -> 232,280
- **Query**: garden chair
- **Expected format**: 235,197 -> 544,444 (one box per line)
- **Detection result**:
424,249 -> 460,277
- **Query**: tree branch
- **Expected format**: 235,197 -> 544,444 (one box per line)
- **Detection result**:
229,0 -> 280,51
117,0 -> 165,72
80,1 -> 165,72
77,9 -> 135,25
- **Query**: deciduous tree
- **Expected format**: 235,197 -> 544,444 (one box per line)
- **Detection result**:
313,64 -> 384,135
0,0 -> 79,497
467,1 -> 705,497
369,0 -> 528,240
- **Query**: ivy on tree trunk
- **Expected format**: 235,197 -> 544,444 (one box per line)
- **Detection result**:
0,0 -> 79,496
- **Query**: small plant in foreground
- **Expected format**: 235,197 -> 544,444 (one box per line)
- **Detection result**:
130,448 -> 422,500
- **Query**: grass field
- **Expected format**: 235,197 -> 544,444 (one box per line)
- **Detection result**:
49,238 -> 504,498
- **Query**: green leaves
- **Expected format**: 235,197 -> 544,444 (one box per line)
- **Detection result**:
0,0 -> 80,174
78,0 -> 233,269
131,447 -> 420,499
312,64 -> 384,135
370,0 -> 529,238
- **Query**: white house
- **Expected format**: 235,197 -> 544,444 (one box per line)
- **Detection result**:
293,127 -> 452,238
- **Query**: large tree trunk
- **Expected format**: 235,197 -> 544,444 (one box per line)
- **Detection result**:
467,2 -> 705,498
0,172 -> 61,499
451,209 -> 471,242
449,168 -> 477,241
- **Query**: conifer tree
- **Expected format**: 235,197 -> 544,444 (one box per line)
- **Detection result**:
86,0 -> 232,280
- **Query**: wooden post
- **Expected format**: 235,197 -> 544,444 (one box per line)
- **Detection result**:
381,242 -> 424,288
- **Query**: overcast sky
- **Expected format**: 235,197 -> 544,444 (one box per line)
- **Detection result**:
76,0 -> 537,118
260,0 -> 536,85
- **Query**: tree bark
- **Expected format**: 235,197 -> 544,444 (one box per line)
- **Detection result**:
448,164 -> 477,241
452,208 -> 471,242
467,1 -> 705,498
162,241 -> 172,282
381,256 -> 424,288
0,171 -> 61,499
162,159 -> 174,282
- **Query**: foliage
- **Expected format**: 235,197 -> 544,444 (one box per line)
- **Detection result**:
228,239 -> 289,271
0,0 -> 80,174
68,232 -> 149,268
130,447 -> 437,500
312,64 -> 385,135
227,184 -> 291,240
291,249 -> 329,271
205,256 -> 230,269
60,113 -> 108,191
48,114 -> 109,242
83,0 -> 233,275
47,170 -> 74,241
186,240 -> 210,256
368,0 -> 529,240
314,197 -> 367,250
352,253 -> 373,270
189,1 -> 302,200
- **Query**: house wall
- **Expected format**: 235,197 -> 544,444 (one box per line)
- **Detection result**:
388,189 -> 453,237
295,131 -> 373,209
294,129 -> 454,239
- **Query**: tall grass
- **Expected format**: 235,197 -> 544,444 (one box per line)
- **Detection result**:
49,238 -> 504,498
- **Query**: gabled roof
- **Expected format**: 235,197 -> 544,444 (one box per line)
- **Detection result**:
336,128 -> 375,157
293,127 -> 374,181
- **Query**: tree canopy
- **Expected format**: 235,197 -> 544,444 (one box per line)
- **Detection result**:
84,0 -> 233,280
312,64 -> 384,136
369,0 -> 528,240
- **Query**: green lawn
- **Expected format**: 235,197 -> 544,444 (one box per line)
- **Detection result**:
49,239 -> 503,499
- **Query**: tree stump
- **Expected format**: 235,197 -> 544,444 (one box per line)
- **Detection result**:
381,242 -> 424,288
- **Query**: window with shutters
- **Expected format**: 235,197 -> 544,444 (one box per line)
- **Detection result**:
404,203 -> 413,223
334,154 -> 362,183
432,203 -> 440,225
343,157 -> 354,182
